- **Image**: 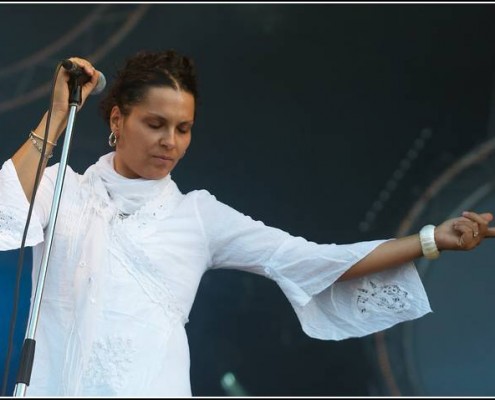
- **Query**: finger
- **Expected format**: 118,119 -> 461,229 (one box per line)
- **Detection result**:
66,57 -> 100,100
454,224 -> 471,248
66,57 -> 98,89
453,224 -> 477,248
484,227 -> 495,238
481,212 -> 494,222
454,216 -> 482,227
462,211 -> 492,237
462,211 -> 493,224
69,57 -> 96,77
453,219 -> 479,236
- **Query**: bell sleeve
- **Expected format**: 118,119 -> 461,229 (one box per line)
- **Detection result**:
194,190 -> 431,340
0,159 -> 56,250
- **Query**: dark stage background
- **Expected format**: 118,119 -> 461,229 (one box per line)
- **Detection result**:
1,3 -> 495,396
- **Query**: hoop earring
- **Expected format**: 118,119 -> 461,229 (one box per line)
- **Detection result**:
108,131 -> 117,147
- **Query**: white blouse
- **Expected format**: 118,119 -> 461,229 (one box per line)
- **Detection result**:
0,152 -> 431,396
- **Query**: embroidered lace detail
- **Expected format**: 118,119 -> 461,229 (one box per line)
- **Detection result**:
82,335 -> 136,392
355,280 -> 410,317
109,187 -> 188,326
126,187 -> 178,229
84,169 -> 188,325
0,208 -> 23,239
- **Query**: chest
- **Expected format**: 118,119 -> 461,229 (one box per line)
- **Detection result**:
39,189 -> 209,318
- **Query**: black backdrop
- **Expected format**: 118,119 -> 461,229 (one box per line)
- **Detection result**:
1,3 -> 495,396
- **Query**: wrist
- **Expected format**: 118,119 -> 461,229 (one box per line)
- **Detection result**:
30,130 -> 57,146
419,224 -> 440,259
28,131 -> 54,159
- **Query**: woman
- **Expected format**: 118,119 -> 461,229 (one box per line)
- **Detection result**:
1,50 -> 493,396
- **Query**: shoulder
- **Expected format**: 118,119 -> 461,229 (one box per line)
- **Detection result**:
181,188 -> 234,211
178,188 -> 219,211
181,188 -> 255,223
183,188 -> 217,202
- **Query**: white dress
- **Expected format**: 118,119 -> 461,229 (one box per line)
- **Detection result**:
0,152 -> 431,396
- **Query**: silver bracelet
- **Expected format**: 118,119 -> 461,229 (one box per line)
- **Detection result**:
29,132 -> 53,159
419,224 -> 440,259
30,130 -> 57,146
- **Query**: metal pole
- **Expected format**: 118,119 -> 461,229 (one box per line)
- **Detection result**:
13,77 -> 82,396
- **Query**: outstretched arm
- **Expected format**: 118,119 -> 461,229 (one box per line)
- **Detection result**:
338,211 -> 495,281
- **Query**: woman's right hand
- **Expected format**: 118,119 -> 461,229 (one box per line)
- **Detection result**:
13,57 -> 103,200
50,57 -> 102,133
30,57 -> 102,148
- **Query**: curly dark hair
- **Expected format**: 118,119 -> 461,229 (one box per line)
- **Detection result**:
99,49 -> 198,126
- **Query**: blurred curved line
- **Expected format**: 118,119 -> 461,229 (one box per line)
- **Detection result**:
0,4 -> 151,114
87,4 -> 151,64
0,4 -> 110,77
0,81 -> 52,113
373,331 -> 401,396
373,135 -> 495,397
396,136 -> 495,237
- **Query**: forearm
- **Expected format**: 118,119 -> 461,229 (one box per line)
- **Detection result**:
338,234 -> 423,281
12,111 -> 67,200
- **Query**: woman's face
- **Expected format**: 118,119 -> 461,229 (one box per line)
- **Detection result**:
111,86 -> 195,180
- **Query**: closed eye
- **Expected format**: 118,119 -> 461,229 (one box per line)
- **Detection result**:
178,123 -> 193,134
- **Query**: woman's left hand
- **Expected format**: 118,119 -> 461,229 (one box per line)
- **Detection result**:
434,211 -> 495,251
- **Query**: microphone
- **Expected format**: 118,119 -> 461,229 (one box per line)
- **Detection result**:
61,59 -> 106,95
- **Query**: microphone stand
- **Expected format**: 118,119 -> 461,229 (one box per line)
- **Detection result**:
13,74 -> 84,397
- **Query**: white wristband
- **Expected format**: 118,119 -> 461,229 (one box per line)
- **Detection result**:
419,224 -> 440,260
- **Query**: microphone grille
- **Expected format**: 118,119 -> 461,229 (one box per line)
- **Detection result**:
91,72 -> 107,96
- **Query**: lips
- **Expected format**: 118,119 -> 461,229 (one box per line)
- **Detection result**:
153,155 -> 174,162
151,155 -> 174,169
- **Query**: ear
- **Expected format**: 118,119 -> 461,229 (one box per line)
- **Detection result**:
110,105 -> 122,132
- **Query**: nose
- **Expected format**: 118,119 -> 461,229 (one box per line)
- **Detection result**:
159,129 -> 176,148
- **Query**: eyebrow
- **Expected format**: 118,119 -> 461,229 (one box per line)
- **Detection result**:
145,112 -> 194,124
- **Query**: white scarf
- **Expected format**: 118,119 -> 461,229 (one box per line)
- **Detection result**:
62,151 -> 173,395
94,151 -> 172,216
